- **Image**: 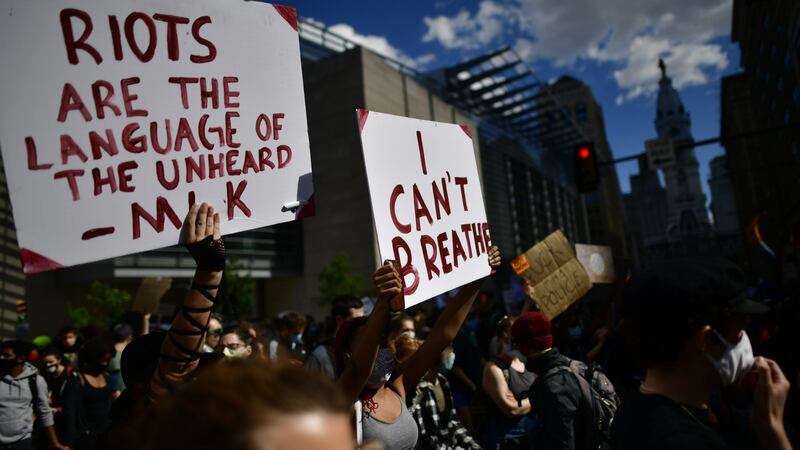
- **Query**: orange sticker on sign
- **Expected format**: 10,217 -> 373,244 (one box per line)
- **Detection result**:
510,255 -> 530,275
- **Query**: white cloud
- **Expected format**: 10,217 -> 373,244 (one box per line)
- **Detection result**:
422,0 -> 732,102
422,1 -> 518,50
327,23 -> 436,69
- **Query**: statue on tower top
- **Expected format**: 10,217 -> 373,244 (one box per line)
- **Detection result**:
658,58 -> 666,78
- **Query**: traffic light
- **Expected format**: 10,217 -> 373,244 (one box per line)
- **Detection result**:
574,143 -> 599,193
15,300 -> 27,322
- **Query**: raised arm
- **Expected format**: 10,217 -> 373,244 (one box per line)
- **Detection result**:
395,246 -> 501,394
148,203 -> 224,400
337,262 -> 401,402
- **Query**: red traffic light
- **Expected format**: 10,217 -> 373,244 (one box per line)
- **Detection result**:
578,147 -> 591,159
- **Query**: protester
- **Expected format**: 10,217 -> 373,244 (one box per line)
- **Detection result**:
449,310 -> 484,432
220,326 -> 257,360
306,296 -> 365,380
268,312 -> 308,364
335,246 -> 501,450
109,323 -> 134,396
510,311 -> 588,450
404,339 -> 482,450
0,340 -> 68,450
612,258 -> 793,450
388,313 -> 417,343
488,316 -> 514,358
56,327 -> 82,368
203,314 -> 224,353
40,346 -> 81,448
122,360 -> 354,450
482,337 -> 535,450
75,338 -> 114,450
105,202 -> 225,445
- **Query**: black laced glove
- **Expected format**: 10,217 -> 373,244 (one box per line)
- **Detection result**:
186,235 -> 226,272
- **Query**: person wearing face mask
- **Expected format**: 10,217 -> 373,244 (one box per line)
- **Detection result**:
405,340 -> 482,450
220,327 -> 256,360
0,340 -> 68,450
611,258 -> 792,450
56,327 -> 82,369
75,338 -> 114,450
40,347 -> 81,449
335,246 -> 502,450
388,314 -> 417,345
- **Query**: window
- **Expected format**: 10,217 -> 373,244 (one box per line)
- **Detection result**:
575,102 -> 588,122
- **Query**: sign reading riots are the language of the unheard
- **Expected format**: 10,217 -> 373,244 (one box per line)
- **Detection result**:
575,243 -> 615,284
510,230 -> 592,319
0,0 -> 313,274
358,110 -> 492,309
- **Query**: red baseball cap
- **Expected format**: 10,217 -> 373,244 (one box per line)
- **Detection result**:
511,312 -> 554,351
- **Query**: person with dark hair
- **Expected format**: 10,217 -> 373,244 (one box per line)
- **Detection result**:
335,246 -> 501,450
75,338 -> 114,450
108,323 -> 133,396
611,258 -> 792,450
0,340 -> 68,450
268,311 -> 308,364
40,346 -> 80,448
306,296 -> 364,379
202,313 -> 224,353
121,360 -> 355,450
220,326 -> 256,360
104,203 -> 225,447
55,326 -> 82,368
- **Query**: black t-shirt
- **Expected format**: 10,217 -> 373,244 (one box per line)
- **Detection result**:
611,390 -> 730,450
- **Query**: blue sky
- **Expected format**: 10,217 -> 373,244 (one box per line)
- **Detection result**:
290,0 -> 739,205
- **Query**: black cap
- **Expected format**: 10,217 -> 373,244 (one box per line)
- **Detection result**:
622,257 -> 768,321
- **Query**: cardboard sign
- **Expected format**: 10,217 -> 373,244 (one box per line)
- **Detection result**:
131,277 -> 172,314
0,1 -> 313,274
575,244 -> 615,284
511,230 -> 591,319
645,137 -> 676,171
358,110 -> 491,309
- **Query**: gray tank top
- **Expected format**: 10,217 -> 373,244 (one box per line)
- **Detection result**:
361,390 -> 419,450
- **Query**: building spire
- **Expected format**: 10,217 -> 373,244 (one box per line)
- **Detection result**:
658,58 -> 666,79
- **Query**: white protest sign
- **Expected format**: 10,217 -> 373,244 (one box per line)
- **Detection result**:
0,0 -> 313,274
358,110 -> 491,309
575,243 -> 615,284
645,137 -> 676,171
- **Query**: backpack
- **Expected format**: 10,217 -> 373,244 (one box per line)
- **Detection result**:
544,359 -> 619,450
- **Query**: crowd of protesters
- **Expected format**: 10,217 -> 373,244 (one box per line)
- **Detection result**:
0,202 -> 798,450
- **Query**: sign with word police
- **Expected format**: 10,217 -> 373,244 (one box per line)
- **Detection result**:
358,110 -> 491,308
0,0 -> 313,273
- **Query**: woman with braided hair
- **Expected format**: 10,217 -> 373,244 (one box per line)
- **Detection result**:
105,202 -> 226,447
334,246 -> 501,450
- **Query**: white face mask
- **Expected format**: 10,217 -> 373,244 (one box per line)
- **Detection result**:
399,330 -> 415,339
704,329 -> 754,386
46,364 -> 58,374
223,347 -> 246,359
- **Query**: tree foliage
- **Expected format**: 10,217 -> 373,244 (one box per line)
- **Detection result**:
318,254 -> 362,303
219,256 -> 256,320
67,281 -> 132,329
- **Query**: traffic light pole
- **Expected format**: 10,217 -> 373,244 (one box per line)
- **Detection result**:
603,121 -> 800,165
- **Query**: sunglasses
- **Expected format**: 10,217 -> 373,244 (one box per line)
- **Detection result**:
208,329 -> 223,336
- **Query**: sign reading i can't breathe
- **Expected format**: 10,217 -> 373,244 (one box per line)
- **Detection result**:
358,110 -> 492,309
0,0 -> 314,274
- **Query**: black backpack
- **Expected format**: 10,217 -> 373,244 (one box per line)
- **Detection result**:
544,359 -> 619,450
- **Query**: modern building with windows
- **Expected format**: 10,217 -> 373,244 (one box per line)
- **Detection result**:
722,0 -> 800,281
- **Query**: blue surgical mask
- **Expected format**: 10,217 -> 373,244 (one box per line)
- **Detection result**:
440,352 -> 456,372
366,348 -> 396,389
465,318 -> 479,332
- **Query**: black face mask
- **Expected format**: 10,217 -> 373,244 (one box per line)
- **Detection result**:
0,359 -> 17,373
